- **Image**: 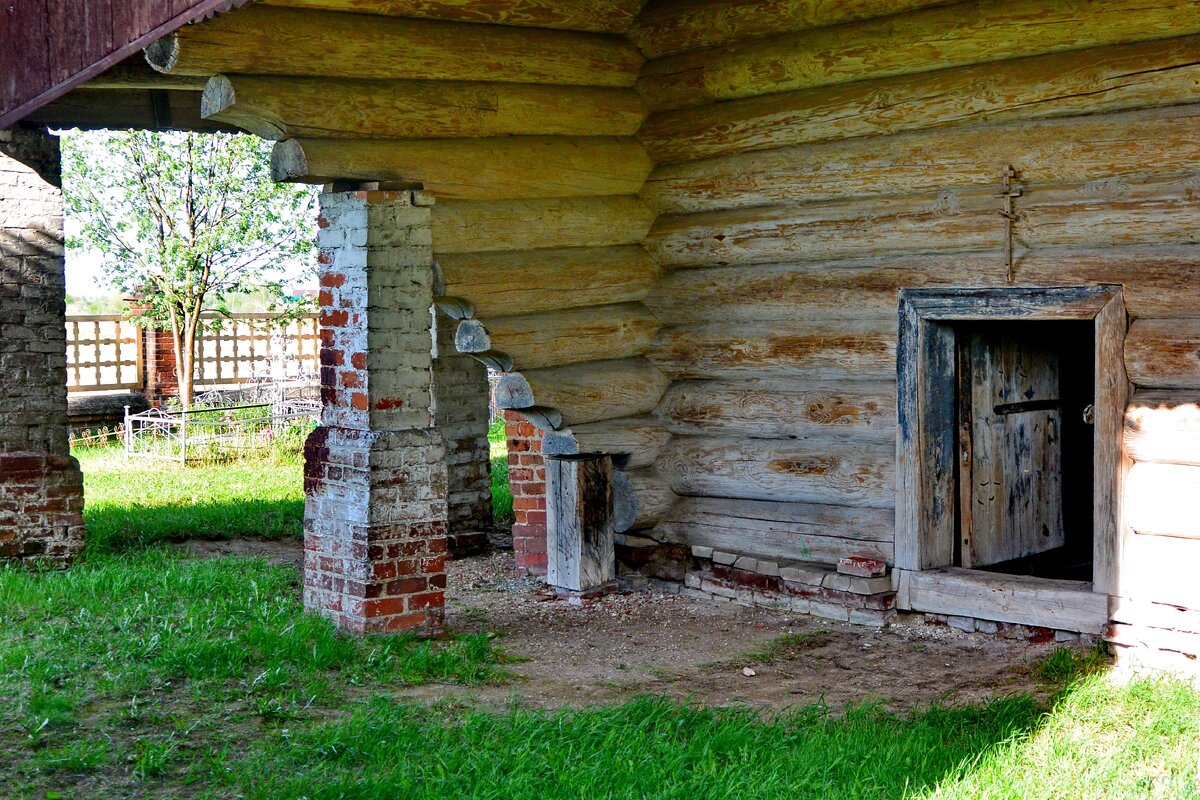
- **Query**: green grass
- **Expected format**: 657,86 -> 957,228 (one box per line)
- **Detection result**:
489,419 -> 513,524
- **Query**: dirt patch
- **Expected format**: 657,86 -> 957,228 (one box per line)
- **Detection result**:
185,540 -> 1067,712
182,537 -> 304,569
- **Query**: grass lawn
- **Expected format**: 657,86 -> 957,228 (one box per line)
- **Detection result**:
489,419 -> 513,524
1,439 -> 1198,798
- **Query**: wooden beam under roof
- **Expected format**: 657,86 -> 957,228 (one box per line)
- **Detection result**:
22,88 -> 234,133
146,5 -> 643,86
258,0 -> 646,33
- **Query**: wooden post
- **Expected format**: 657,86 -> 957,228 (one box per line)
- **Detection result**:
546,453 -> 615,593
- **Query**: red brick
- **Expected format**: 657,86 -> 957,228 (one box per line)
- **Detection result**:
408,591 -> 444,611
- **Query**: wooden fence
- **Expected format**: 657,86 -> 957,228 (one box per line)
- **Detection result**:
66,312 -> 320,393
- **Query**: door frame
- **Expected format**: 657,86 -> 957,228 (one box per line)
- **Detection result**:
895,286 -> 1128,597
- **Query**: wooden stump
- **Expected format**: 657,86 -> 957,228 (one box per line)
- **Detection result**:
546,453 -> 614,592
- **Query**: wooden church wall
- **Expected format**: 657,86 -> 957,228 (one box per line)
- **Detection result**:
631,1 -> 1200,643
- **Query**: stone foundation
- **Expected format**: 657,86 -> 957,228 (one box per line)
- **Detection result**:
0,128 -> 84,565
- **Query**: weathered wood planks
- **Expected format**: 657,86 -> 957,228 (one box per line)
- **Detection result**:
204,75 -> 646,140
147,5 -> 643,85
639,35 -> 1200,163
437,246 -> 658,319
546,454 -> 615,592
259,0 -> 644,32
655,496 -> 894,565
272,137 -> 651,198
659,435 -> 896,508
432,196 -> 655,253
1125,320 -> 1200,389
637,0 -> 1200,110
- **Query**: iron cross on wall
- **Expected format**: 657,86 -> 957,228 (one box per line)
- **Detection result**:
997,165 -> 1023,282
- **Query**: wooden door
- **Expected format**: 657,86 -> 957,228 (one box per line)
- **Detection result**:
958,327 -> 1064,568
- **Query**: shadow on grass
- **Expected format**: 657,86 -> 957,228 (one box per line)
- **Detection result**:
84,498 -> 304,557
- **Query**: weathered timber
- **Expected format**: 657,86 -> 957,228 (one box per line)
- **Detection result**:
542,416 -> 670,470
648,175 -> 1200,269
1109,532 -> 1200,608
644,105 -> 1200,214
546,454 -> 615,592
494,358 -> 670,426
636,0 -> 1200,110
272,137 -> 651,199
1126,320 -> 1200,389
23,88 -> 234,132
1093,292 -> 1131,597
437,246 -> 658,318
259,0 -> 643,32
1110,595 -> 1200,629
613,467 -> 676,531
1125,462 -> 1200,538
146,5 -> 643,86
203,75 -> 645,140
646,246 -> 1200,323
433,196 -> 655,253
902,567 -> 1106,634
453,303 -> 659,370
655,496 -> 895,565
659,435 -> 896,508
649,319 -> 896,381
85,57 -> 209,90
1107,622 -> 1200,658
1125,391 -> 1200,466
639,35 -> 1200,164
628,0 -> 949,60
656,380 -> 896,443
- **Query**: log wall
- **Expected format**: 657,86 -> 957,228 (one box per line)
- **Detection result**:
630,0 -> 1200,660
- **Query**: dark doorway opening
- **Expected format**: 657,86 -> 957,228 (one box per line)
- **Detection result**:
953,320 -> 1095,582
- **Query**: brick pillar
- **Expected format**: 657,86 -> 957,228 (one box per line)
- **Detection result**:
303,189 -> 447,635
505,410 -> 547,575
125,301 -> 179,407
433,314 -> 492,533
0,128 -> 85,565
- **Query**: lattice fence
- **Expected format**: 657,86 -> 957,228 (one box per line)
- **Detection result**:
65,315 -> 143,393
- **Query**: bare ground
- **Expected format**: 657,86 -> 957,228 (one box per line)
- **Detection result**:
184,540 -> 1066,712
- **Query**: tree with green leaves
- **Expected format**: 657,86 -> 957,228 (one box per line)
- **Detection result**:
63,130 -> 315,406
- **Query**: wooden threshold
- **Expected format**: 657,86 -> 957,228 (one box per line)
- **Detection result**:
898,567 -> 1107,634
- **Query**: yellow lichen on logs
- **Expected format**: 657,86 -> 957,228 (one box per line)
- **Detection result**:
147,5 -> 643,86
455,302 -> 661,370
639,35 -> 1200,164
628,0 -> 950,59
643,105 -> 1200,214
437,246 -> 658,319
203,75 -> 645,140
258,0 -> 643,32
636,0 -> 1200,110
271,137 -> 652,199
432,196 -> 656,253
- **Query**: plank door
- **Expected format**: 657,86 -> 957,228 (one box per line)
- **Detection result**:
958,327 -> 1064,568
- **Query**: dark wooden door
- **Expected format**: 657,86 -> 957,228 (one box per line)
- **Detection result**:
958,328 -> 1064,568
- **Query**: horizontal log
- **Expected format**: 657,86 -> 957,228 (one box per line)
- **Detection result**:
613,467 -> 677,532
644,105 -> 1200,214
648,175 -> 1200,269
1119,530 -> 1200,608
433,196 -> 655,253
259,0 -> 642,32
640,35 -> 1200,164
147,5 -> 642,86
542,415 -> 671,470
657,379 -> 896,443
437,246 -> 658,318
494,357 -> 671,426
84,57 -> 209,90
655,496 -> 895,565
637,0 -> 1200,111
1107,622 -> 1200,658
22,88 -> 234,133
1126,320 -> 1200,389
204,75 -> 646,140
660,435 -> 896,508
649,320 -> 896,381
272,137 -> 651,198
1125,391 -> 1200,466
1110,595 -> 1200,629
647,245 -> 1200,323
629,0 -> 948,60
1126,462 -> 1200,538
454,302 -> 659,370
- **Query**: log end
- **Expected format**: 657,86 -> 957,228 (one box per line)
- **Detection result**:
469,350 -> 515,373
612,469 -> 636,533
513,406 -> 564,432
270,139 -> 309,183
144,34 -> 180,74
495,373 -> 535,409
433,296 -> 474,321
199,75 -> 235,119
542,429 -> 580,457
454,319 -> 491,353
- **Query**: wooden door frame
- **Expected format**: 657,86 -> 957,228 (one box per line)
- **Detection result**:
896,285 -> 1128,596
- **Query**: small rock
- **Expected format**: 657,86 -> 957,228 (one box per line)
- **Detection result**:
947,615 -> 976,633
742,667 -> 756,677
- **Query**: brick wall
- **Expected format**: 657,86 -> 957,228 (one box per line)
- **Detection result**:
303,189 -> 448,635
434,314 -> 492,532
505,410 -> 547,575
0,128 -> 84,564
